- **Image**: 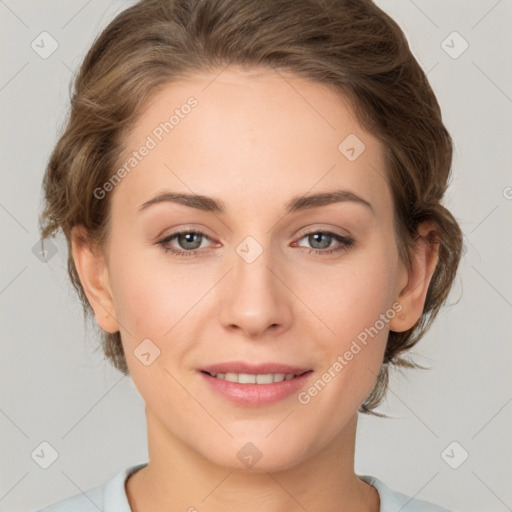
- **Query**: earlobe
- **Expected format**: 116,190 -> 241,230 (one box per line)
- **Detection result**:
389,222 -> 440,333
71,225 -> 119,333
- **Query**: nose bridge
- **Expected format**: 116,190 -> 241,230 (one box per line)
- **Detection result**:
218,233 -> 291,335
233,233 -> 280,306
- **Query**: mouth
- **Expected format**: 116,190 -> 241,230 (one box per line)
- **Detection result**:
200,369 -> 312,384
198,364 -> 315,406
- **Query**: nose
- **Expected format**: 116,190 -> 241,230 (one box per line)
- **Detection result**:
217,241 -> 293,338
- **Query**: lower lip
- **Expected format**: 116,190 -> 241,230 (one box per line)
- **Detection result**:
199,371 -> 313,406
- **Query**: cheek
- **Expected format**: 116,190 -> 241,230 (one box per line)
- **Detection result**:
298,269 -> 393,416
106,241 -> 173,338
108,243 -> 220,347
293,237 -> 398,400
296,242 -> 398,342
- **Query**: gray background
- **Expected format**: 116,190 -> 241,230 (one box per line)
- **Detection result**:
1,1 -> 511,511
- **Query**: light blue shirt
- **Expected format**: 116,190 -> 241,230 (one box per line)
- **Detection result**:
33,462 -> 455,511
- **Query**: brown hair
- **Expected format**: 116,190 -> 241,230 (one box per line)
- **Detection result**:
38,0 -> 464,414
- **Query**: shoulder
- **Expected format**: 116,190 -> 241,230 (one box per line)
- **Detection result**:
358,474 -> 456,512
31,485 -> 103,512
31,462 -> 148,512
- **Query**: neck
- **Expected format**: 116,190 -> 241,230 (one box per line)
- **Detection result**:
126,410 -> 379,512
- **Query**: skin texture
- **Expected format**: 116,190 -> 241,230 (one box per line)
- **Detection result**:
72,66 -> 439,512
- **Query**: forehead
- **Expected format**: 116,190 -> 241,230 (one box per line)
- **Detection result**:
113,66 -> 391,218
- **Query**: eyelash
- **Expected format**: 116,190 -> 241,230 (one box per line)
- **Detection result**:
156,229 -> 355,258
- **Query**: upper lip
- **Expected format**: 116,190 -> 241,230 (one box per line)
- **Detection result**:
199,361 -> 312,375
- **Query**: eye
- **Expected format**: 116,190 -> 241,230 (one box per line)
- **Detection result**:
294,230 -> 354,255
156,229 -> 355,258
157,229 -> 213,258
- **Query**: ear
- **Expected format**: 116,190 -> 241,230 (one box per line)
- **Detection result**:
71,225 -> 119,333
389,221 -> 440,333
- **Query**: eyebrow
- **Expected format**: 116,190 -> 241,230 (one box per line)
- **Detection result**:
137,189 -> 374,215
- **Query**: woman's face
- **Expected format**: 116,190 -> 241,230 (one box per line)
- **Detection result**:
94,66 -> 409,471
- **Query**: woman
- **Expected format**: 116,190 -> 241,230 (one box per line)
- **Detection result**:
34,0 -> 463,510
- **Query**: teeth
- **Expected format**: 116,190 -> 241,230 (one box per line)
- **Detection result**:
210,372 -> 298,384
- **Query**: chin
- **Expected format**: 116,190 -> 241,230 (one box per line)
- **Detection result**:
199,436 -> 312,474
